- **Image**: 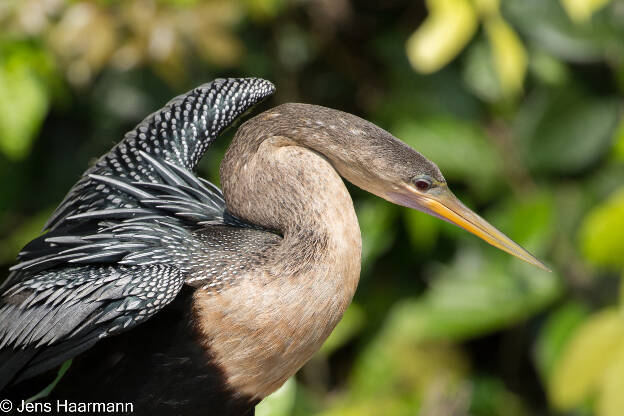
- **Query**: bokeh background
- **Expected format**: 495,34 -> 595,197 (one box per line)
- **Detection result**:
1,0 -> 623,415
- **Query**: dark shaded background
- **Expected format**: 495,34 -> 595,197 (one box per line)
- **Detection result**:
1,1 -> 623,415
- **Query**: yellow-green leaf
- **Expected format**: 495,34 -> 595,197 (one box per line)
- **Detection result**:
474,0 -> 500,17
598,344 -> 624,416
612,118 -> 624,162
484,17 -> 527,97
534,302 -> 589,382
406,0 -> 477,73
243,0 -> 284,20
549,308 -> 624,410
579,188 -> 624,269
560,0 -> 613,23
0,54 -> 50,160
403,209 -> 440,252
315,397 -> 413,416
596,347 -> 624,416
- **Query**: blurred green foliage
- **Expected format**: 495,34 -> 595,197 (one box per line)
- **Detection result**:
0,41 -> 56,160
0,0 -> 623,415
580,188 -> 624,268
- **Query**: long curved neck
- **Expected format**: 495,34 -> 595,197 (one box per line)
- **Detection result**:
214,112 -> 362,399
220,117 -> 362,285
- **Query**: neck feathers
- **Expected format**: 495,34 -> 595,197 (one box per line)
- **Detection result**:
198,120 -> 361,399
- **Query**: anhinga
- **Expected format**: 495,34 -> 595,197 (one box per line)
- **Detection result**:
0,78 -> 547,415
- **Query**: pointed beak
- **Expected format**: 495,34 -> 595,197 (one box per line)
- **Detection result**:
389,184 -> 550,271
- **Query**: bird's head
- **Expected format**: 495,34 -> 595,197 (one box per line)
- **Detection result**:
266,103 -> 549,271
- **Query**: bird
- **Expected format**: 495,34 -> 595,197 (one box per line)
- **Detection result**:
0,77 -> 548,415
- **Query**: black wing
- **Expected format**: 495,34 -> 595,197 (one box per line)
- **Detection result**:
0,78 -> 275,389
44,77 -> 275,233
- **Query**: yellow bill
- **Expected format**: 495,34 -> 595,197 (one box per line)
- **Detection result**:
391,184 -> 550,272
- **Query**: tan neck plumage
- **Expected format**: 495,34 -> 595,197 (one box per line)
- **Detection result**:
193,133 -> 362,400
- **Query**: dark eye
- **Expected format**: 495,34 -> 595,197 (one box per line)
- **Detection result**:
413,178 -> 432,192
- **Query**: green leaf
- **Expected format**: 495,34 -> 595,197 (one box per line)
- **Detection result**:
350,337 -> 467,402
345,299 -> 470,413
579,188 -> 624,269
598,344 -> 624,416
548,308 -> 624,410
534,302 -> 590,382
0,42 -> 54,160
314,397 -> 415,416
26,360 -> 72,402
403,209 -> 440,252
244,0 -> 285,20
612,118 -> 624,162
529,49 -> 570,86
378,247 -> 560,343
514,89 -> 619,174
469,376 -> 530,416
357,198 -> 398,270
505,0 -> 624,63
488,191 -> 555,255
463,41 -> 503,103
